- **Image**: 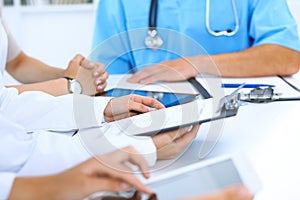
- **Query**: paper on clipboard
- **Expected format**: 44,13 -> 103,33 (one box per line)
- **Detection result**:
105,74 -> 200,95
220,76 -> 300,97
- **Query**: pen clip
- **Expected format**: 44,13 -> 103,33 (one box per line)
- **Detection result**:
216,83 -> 245,113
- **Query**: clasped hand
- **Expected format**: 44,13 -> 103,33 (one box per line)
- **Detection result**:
64,54 -> 109,95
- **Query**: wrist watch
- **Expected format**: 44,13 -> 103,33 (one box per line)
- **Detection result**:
64,76 -> 82,94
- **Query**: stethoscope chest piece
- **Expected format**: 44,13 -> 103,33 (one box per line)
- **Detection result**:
145,30 -> 163,50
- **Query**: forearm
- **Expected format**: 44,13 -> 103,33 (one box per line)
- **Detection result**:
8,176 -> 60,200
6,52 -> 65,83
196,44 -> 300,77
7,78 -> 69,96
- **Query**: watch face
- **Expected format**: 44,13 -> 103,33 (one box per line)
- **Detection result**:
70,79 -> 82,94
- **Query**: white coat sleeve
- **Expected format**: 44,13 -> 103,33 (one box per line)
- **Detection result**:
78,125 -> 157,167
0,114 -> 89,199
1,14 -> 21,62
0,116 -> 157,198
0,173 -> 16,200
0,87 -> 111,132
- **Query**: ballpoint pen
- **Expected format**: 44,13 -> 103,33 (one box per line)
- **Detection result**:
222,83 -> 275,88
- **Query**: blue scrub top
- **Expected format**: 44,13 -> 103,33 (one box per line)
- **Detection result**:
91,0 -> 300,74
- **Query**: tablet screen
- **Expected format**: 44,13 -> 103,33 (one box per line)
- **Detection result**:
89,159 -> 243,200
142,159 -> 242,199
103,88 -> 198,107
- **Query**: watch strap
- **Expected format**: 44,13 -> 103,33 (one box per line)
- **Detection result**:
63,76 -> 73,81
63,76 -> 82,94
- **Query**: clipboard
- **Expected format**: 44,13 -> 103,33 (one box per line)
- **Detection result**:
187,77 -> 212,99
102,82 -> 242,137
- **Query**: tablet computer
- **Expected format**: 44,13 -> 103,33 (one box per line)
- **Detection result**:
87,154 -> 261,200
140,154 -> 261,200
102,88 -> 199,108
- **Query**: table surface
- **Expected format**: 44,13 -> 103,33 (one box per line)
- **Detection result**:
107,74 -> 300,200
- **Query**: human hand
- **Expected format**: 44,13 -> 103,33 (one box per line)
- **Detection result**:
64,54 -> 108,95
104,94 -> 165,122
55,146 -> 153,199
152,124 -> 200,160
9,147 -> 152,200
181,185 -> 253,200
127,57 -> 199,84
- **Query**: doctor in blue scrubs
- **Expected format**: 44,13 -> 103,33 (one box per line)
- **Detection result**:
92,0 -> 300,83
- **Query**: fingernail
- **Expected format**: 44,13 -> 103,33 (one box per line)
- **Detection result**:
93,71 -> 100,77
96,79 -> 102,85
148,107 -> 157,112
120,183 -> 131,191
88,62 -> 95,68
97,85 -> 103,90
144,172 -> 150,178
185,125 -> 193,132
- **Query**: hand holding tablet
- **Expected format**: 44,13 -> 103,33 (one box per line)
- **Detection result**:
87,154 -> 260,200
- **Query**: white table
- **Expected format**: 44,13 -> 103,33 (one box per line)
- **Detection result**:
105,74 -> 300,199
109,74 -> 300,200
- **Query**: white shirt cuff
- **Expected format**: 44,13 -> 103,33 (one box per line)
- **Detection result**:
0,88 -> 112,132
0,173 -> 16,200
93,96 -> 113,125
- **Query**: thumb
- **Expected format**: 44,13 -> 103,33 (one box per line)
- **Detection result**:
80,58 -> 97,69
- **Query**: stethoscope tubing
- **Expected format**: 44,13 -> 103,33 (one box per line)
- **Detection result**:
205,0 -> 239,36
145,0 -> 240,49
149,0 -> 158,31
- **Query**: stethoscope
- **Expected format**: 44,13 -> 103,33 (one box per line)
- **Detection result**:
144,0 -> 163,50
145,0 -> 240,50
